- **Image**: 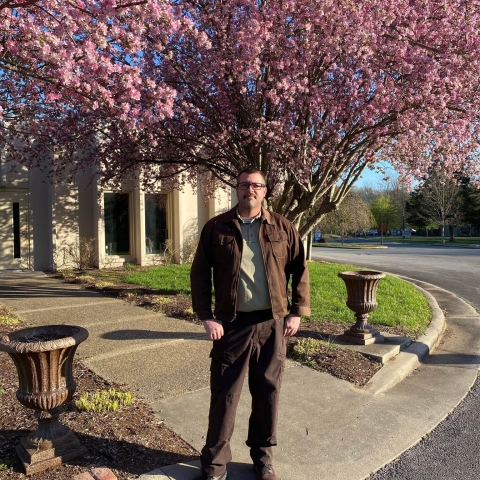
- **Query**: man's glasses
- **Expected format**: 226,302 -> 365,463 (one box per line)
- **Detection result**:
236,182 -> 266,190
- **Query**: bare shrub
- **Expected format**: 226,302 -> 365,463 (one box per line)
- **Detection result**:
181,218 -> 199,264
55,237 -> 97,271
99,254 -> 118,269
162,239 -> 179,265
181,236 -> 198,264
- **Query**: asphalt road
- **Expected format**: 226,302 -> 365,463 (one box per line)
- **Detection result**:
311,243 -> 480,480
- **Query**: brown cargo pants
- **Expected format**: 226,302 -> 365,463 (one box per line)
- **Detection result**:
200,310 -> 286,477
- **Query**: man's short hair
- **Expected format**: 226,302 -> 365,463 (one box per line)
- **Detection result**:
236,167 -> 266,184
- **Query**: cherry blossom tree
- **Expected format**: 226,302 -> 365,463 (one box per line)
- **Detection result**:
147,0 -> 480,238
3,0 -> 480,239
0,0 -> 195,180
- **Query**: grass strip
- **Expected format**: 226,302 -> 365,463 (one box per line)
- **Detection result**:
122,261 -> 431,337
122,264 -> 192,295
308,261 -> 431,337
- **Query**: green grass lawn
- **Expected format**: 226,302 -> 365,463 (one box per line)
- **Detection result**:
122,263 -> 192,295
122,261 -> 431,338
308,261 -> 431,337
392,236 -> 480,246
319,235 -> 480,247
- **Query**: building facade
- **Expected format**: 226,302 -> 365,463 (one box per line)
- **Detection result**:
0,158 -> 231,271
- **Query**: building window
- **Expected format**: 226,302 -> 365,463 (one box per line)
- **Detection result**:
145,193 -> 168,254
104,193 -> 130,255
13,202 -> 20,258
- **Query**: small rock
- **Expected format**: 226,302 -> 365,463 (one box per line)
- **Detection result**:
71,473 -> 95,480
91,467 -> 118,480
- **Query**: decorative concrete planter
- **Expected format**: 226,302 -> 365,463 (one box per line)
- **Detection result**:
338,270 -> 386,345
0,324 -> 89,474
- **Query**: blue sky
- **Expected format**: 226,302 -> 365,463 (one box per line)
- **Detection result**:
355,162 -> 398,188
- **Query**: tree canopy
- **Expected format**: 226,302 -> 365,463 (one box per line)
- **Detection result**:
370,194 -> 399,232
0,0 -> 189,177
2,0 -> 480,238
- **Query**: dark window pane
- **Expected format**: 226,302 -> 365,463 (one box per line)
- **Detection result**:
13,203 -> 20,258
145,194 -> 168,254
104,193 -> 130,255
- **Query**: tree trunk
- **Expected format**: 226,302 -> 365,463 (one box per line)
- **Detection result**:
441,225 -> 445,244
306,232 -> 312,260
449,225 -> 455,242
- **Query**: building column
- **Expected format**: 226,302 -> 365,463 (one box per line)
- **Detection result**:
172,190 -> 182,263
95,187 -> 106,269
28,169 -> 55,271
133,189 -> 147,266
207,198 -> 216,219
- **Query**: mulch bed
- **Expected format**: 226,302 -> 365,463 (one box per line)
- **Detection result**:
0,321 -> 198,479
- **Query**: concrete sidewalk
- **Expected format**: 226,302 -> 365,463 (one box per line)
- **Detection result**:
0,272 -> 479,480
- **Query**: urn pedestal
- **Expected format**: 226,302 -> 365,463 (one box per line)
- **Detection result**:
0,325 -> 89,474
338,270 -> 386,345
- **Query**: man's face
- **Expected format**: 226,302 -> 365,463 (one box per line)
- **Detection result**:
236,172 -> 267,215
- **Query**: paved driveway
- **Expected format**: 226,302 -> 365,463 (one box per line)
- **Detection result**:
312,243 -> 480,479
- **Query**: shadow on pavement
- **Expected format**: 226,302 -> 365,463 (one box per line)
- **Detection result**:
0,284 -> 101,299
425,352 -> 480,366
101,330 -> 205,341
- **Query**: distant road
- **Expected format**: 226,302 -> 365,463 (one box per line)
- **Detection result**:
311,244 -> 480,311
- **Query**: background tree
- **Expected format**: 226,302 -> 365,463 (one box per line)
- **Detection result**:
459,178 -> 480,236
356,175 -> 410,233
319,193 -> 374,244
406,173 -> 465,243
386,178 -> 410,232
3,0 -> 480,240
369,193 -> 399,244
355,184 -> 381,207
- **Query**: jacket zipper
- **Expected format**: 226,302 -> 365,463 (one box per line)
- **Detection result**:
231,220 -> 243,321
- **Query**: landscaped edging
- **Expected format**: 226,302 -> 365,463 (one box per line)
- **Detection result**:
362,277 -> 446,395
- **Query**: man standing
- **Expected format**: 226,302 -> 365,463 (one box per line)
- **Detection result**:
190,167 -> 310,480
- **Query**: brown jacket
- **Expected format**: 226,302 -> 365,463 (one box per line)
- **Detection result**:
190,206 -> 310,322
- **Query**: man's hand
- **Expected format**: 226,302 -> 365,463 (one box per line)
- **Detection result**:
203,319 -> 224,340
283,314 -> 301,337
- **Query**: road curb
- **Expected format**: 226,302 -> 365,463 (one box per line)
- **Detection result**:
362,276 -> 446,395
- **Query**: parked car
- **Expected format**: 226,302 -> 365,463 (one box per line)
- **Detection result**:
367,229 -> 378,236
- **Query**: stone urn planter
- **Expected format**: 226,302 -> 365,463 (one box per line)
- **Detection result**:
338,270 -> 386,345
0,324 -> 89,474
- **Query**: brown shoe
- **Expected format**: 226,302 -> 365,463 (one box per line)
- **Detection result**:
253,463 -> 277,480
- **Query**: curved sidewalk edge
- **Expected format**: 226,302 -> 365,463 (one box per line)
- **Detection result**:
364,273 -> 448,395
364,275 -> 467,395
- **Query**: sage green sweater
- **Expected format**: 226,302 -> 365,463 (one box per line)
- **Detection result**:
236,214 -> 272,312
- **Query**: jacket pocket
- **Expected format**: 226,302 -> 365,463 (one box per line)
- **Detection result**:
266,231 -> 288,258
213,233 -> 235,262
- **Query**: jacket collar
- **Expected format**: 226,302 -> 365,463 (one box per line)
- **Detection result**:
222,205 -> 274,225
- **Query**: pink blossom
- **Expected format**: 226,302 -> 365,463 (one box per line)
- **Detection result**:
2,0 -> 480,238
